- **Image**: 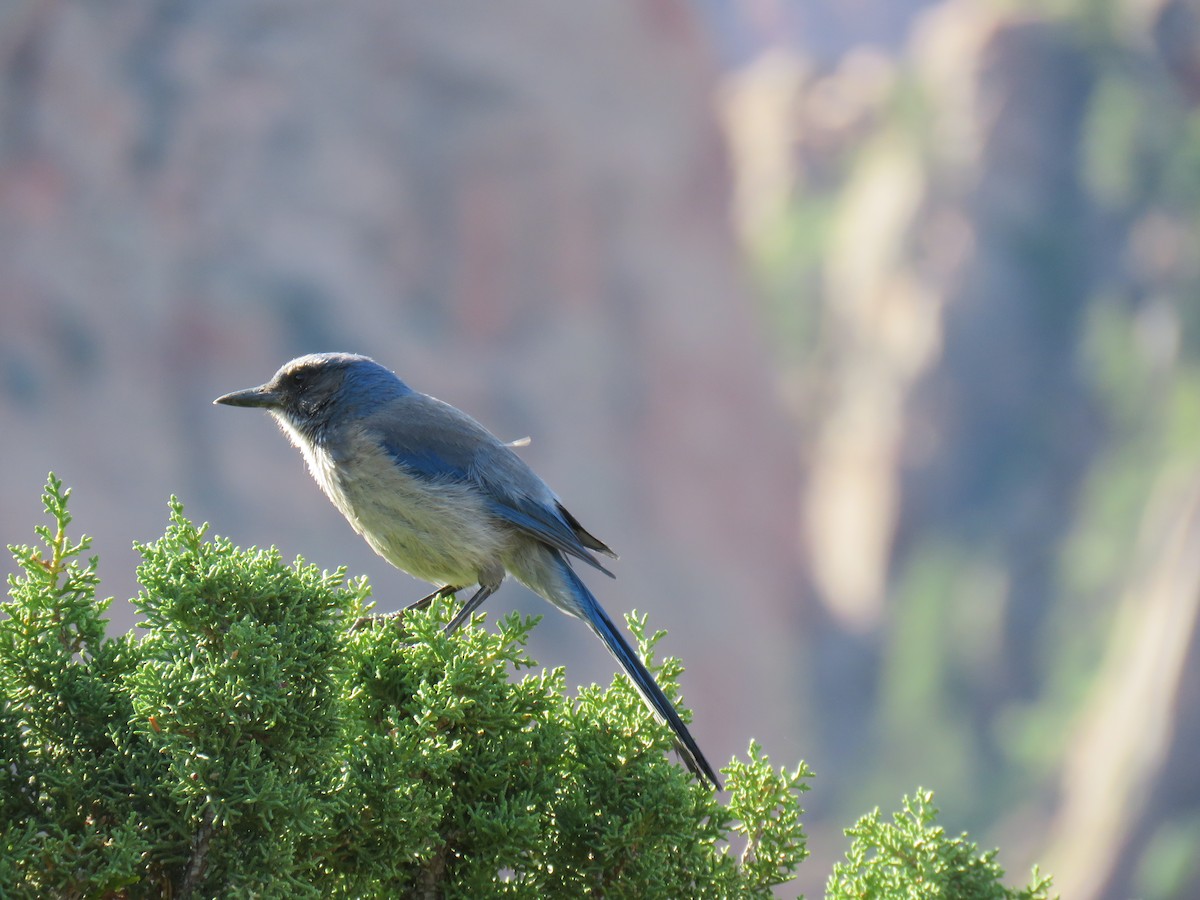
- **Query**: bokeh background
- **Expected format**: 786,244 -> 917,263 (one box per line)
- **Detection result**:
3,1 -> 1199,896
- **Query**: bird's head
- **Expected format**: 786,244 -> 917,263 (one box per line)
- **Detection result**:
214,352 -> 406,436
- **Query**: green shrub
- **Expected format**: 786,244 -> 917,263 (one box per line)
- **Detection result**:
827,789 -> 1054,900
0,475 -> 1051,898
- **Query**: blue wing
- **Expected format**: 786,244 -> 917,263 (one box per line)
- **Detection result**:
371,391 -> 616,576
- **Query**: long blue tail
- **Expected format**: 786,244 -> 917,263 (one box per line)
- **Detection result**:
558,560 -> 720,788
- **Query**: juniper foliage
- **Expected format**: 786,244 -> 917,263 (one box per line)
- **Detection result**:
1,476 -> 1052,899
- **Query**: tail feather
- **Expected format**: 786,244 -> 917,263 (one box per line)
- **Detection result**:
558,561 -> 721,789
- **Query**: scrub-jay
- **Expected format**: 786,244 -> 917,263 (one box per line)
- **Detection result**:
214,352 -> 719,787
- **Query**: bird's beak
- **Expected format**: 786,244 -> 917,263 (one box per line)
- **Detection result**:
213,383 -> 280,409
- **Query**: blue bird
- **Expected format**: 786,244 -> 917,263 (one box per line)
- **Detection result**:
214,352 -> 719,787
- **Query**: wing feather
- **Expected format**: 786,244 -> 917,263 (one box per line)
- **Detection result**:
371,391 -> 615,576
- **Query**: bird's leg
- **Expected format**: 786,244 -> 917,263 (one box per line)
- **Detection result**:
350,585 -> 462,633
444,584 -> 498,634
406,584 -> 462,612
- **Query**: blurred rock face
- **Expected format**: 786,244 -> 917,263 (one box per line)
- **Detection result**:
905,11 -> 1096,673
719,0 -> 1200,895
785,6 -> 1097,635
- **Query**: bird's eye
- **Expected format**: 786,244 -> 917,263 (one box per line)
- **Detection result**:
289,371 -> 306,387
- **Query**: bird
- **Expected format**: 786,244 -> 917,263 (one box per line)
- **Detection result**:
214,352 -> 720,787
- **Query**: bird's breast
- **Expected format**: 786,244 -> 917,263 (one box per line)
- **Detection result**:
298,425 -> 509,586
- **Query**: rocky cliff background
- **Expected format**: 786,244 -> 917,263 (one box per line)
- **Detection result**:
3,1 -> 1199,897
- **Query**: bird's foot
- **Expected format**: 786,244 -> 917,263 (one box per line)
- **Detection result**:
349,608 -> 407,633
350,585 -> 463,633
